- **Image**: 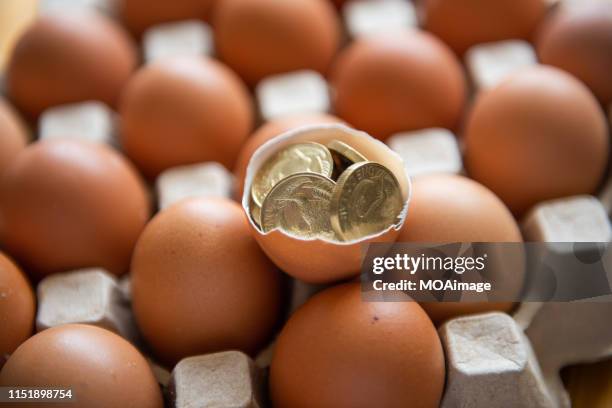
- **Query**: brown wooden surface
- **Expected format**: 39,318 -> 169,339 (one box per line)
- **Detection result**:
564,358 -> 612,408
0,0 -> 37,69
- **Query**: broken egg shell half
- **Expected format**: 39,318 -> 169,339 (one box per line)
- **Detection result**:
242,124 -> 411,284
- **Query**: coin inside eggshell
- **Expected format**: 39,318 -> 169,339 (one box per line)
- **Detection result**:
329,162 -> 404,241
327,139 -> 367,179
251,142 -> 334,207
242,124 -> 410,283
261,173 -> 337,240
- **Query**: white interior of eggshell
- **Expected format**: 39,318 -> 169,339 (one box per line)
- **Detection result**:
242,124 -> 412,244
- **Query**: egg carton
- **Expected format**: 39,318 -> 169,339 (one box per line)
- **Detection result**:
557,0 -> 612,10
118,274 -> 132,303
439,195 -> 612,407
287,279 -> 329,316
255,70 -> 331,121
342,0 -> 418,39
251,278 -> 329,370
168,351 -> 265,408
600,106 -> 612,217
518,195 -> 612,407
387,128 -> 463,177
440,312 -> 556,408
143,20 -> 214,63
36,268 -> 139,343
38,0 -> 117,16
523,299 -> 612,408
148,358 -> 171,389
602,177 -> 612,217
522,195 -> 612,245
155,162 -> 234,210
38,101 -> 118,146
465,40 -> 537,92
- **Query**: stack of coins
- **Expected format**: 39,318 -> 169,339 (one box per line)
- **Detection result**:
249,140 -> 404,241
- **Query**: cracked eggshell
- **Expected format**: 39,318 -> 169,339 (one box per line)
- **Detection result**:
242,124 -> 411,284
234,113 -> 345,200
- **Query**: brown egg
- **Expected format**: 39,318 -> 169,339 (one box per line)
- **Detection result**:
0,139 -> 150,279
537,3 -> 612,105
6,13 -> 137,119
424,0 -> 547,55
234,113 -> 344,199
398,174 -> 523,324
270,283 -> 445,408
331,30 -> 467,141
214,0 -> 341,85
0,99 -> 28,178
464,66 -> 609,216
131,198 -> 281,365
0,252 -> 35,364
120,57 -> 253,178
120,0 -> 217,37
0,324 -> 163,408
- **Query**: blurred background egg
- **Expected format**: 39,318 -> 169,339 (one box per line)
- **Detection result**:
0,139 -> 150,279
331,30 -> 466,141
329,0 -> 346,9
233,113 -> 345,199
398,174 -> 523,325
119,0 -> 217,37
537,2 -> 612,105
0,252 -> 34,366
0,324 -> 163,408
214,0 -> 341,85
464,66 -> 609,216
131,198 -> 281,365
6,12 -> 137,119
270,283 -> 445,408
0,98 -> 27,178
423,0 -> 548,55
119,57 -> 253,178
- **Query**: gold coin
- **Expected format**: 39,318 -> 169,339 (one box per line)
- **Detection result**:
261,173 -> 336,240
251,142 -> 334,206
249,196 -> 262,227
330,162 -> 403,241
328,140 -> 367,164
327,140 -> 368,180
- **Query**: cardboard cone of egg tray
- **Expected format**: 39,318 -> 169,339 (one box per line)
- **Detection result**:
36,268 -> 139,343
143,20 -> 214,63
387,128 -> 463,177
155,162 -> 234,210
39,101 -> 118,146
256,70 -> 330,121
523,300 -> 612,408
169,351 -> 264,408
516,195 -> 612,407
38,0 -> 116,16
343,0 -> 418,39
440,313 -> 556,408
465,40 -> 537,92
